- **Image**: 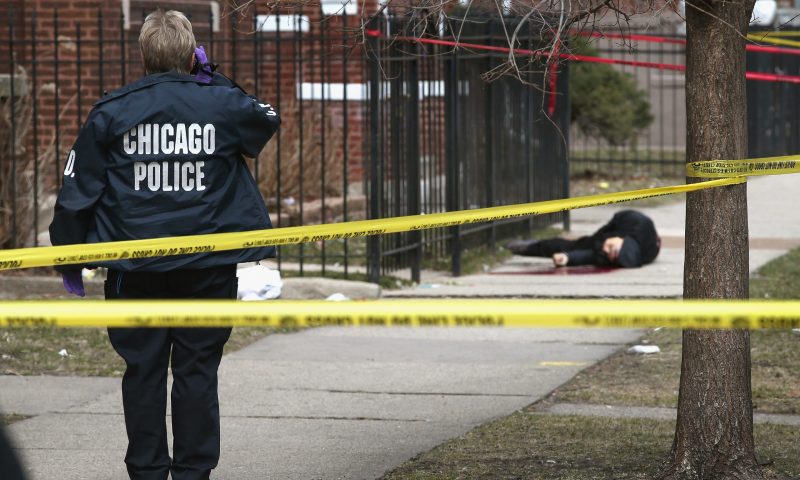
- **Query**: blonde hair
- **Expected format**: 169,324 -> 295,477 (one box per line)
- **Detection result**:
139,10 -> 196,74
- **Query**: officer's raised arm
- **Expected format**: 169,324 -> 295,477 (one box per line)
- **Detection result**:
232,94 -> 281,158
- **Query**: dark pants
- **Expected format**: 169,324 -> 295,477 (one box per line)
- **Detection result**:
105,265 -> 237,480
516,236 -> 595,257
0,424 -> 26,480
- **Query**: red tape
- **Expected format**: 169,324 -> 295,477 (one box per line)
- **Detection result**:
575,30 -> 800,56
365,29 -> 800,84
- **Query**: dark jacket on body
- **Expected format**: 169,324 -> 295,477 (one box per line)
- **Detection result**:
49,72 -> 280,272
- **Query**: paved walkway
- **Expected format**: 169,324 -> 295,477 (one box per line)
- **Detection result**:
3,173 -> 800,479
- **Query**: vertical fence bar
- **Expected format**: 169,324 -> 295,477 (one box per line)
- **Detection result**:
296,18 -> 305,275
389,40 -> 401,275
120,11 -> 126,85
524,30 -> 534,234
435,43 -> 444,261
54,10 -> 61,188
407,48 -> 421,283
673,39 -> 680,172
208,8 -> 215,61
275,12 -> 283,271
97,10 -> 104,96
484,23 -> 496,246
76,23 -> 83,125
320,19 -> 327,275
367,20 -> 381,284
561,62 -> 571,231
252,6 -> 259,98
230,14 -> 237,83
424,48 -> 436,259
341,10 -> 349,276
8,8 -> 18,246
32,11 -> 40,246
252,8 -> 260,183
658,34 -> 665,175
446,48 -> 461,277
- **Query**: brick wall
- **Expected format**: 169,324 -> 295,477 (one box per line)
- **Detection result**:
4,0 -> 380,201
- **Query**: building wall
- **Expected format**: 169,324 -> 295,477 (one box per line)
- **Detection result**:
2,0 -> 379,194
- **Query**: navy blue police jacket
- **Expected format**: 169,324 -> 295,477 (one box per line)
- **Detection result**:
49,71 -> 280,272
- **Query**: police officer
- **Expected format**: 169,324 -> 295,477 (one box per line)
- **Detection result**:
49,9 -> 279,480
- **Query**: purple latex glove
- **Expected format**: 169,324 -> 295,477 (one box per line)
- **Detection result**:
62,270 -> 85,297
193,45 -> 215,84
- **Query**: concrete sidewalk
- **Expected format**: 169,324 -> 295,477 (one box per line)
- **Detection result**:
4,328 -> 645,479
4,173 -> 800,479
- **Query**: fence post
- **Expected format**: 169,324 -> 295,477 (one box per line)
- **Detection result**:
446,47 -> 461,277
389,39 -> 401,275
97,10 -> 104,97
8,7 -> 17,247
560,62 -> 571,232
76,23 -> 82,125
341,10 -> 350,277
407,47 -> 421,283
32,11 -> 40,246
484,20 -> 496,250
367,19 -> 382,284
55,10 -> 61,188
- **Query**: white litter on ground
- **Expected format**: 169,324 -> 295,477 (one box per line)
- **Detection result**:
627,345 -> 661,354
237,264 -> 283,301
325,293 -> 350,302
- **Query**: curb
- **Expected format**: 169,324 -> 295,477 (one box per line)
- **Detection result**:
0,275 -> 381,300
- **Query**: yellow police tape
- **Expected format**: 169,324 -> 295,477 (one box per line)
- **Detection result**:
748,33 -> 800,47
1,299 -> 799,330
751,31 -> 800,38
0,176 -> 744,271
686,155 -> 800,178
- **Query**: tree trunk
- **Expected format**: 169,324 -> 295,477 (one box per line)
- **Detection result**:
656,0 -> 759,479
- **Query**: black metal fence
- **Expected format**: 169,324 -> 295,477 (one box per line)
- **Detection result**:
747,28 -> 800,158
568,28 -> 687,177
366,16 -> 570,282
570,26 -> 800,177
0,7 -> 569,283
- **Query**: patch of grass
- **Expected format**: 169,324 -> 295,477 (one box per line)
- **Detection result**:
381,413 -> 799,479
552,328 -> 681,408
547,246 -> 800,412
751,247 -> 800,299
425,244 -> 514,276
569,174 -> 685,208
1,414 -> 29,426
278,237 -> 368,267
0,325 -> 282,377
0,327 -> 124,376
570,148 -> 685,162
569,149 -> 685,179
551,328 -> 800,414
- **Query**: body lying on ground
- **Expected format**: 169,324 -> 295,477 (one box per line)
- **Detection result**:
506,210 -> 661,268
